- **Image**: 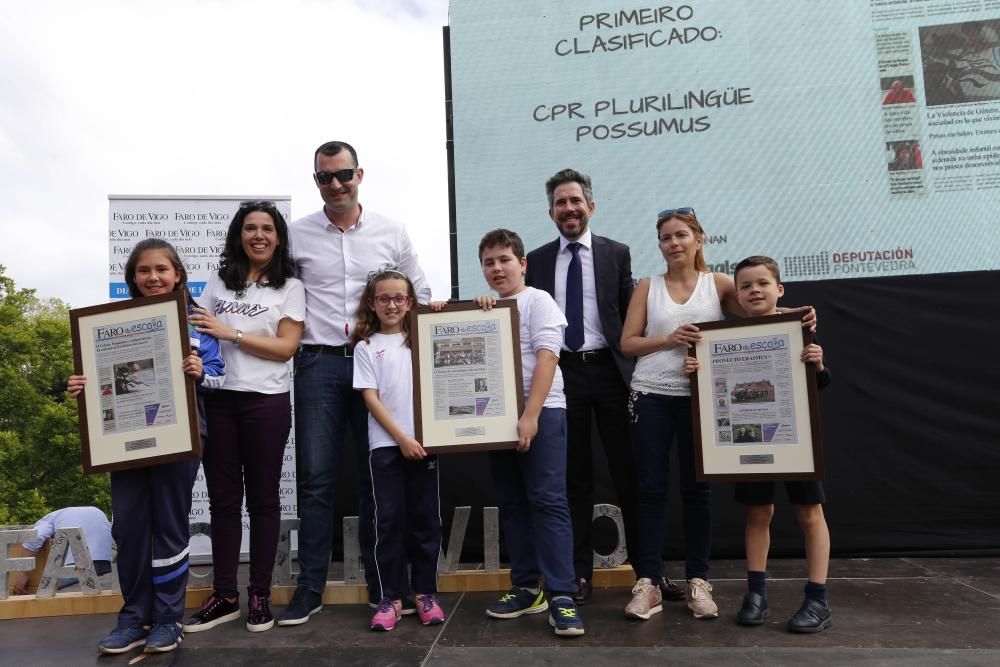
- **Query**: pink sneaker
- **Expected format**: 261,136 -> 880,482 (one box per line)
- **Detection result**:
416,594 -> 446,625
370,598 -> 401,631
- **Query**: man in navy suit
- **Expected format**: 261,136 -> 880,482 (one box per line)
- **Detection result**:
525,168 -> 640,603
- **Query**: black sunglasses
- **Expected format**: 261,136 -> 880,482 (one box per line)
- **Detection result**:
240,200 -> 277,210
315,168 -> 358,185
657,207 -> 695,220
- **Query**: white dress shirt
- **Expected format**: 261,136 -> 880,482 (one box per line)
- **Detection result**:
290,206 -> 431,346
552,229 -> 609,352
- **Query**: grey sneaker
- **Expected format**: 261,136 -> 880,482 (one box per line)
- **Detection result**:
686,578 -> 719,619
624,577 -> 663,620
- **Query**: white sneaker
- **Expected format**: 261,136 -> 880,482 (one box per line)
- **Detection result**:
624,578 -> 663,620
686,578 -> 719,619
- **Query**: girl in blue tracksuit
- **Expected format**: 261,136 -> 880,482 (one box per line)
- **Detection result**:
68,238 -> 224,655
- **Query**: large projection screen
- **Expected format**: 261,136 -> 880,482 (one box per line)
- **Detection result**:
448,2 -> 1000,297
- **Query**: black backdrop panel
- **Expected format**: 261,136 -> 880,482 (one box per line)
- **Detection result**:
331,270 -> 1000,560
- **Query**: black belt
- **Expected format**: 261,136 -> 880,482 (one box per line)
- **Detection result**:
300,344 -> 353,358
560,348 -> 613,363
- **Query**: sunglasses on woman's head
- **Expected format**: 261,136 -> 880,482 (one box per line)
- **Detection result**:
657,207 -> 695,220
240,200 -> 277,210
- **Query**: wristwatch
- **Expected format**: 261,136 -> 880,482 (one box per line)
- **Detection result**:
233,329 -> 243,347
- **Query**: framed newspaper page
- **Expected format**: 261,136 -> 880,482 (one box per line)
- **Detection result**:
70,291 -> 201,474
689,312 -> 823,481
409,301 -> 524,453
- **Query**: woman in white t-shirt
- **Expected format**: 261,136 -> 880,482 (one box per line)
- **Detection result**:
186,201 -> 305,634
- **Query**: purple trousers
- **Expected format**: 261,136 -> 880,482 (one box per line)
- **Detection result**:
204,390 -> 290,597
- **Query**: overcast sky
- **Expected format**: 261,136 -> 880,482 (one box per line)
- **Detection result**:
1,0 -> 451,307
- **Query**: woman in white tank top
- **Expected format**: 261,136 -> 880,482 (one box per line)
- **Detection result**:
618,209 -> 743,622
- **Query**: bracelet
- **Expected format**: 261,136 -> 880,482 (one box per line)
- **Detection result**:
233,329 -> 243,347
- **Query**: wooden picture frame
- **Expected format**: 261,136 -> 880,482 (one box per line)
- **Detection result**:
70,291 -> 201,474
409,301 -> 524,453
689,312 -> 824,481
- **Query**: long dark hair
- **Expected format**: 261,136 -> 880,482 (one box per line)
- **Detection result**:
217,201 -> 296,291
124,238 -> 196,303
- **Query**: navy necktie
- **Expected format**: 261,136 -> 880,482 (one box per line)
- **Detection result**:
565,242 -> 584,351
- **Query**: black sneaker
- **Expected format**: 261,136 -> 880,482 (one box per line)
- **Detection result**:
368,589 -> 417,616
183,592 -> 240,633
277,587 -> 323,626
247,592 -> 274,632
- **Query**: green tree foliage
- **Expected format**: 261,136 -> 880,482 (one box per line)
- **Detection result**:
0,266 -> 111,524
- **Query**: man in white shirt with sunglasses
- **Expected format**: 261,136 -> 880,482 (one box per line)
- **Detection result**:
281,141 -> 431,626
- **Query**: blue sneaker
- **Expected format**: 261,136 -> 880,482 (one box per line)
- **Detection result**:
96,626 -> 148,654
144,622 -> 183,653
485,586 -> 549,619
548,596 -> 585,637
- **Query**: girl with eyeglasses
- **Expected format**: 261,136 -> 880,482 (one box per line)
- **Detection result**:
185,200 -> 305,633
351,268 -> 448,631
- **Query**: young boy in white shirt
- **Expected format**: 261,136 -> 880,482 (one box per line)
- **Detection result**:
476,229 -> 584,638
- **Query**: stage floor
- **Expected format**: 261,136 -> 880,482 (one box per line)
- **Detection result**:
4,557 -> 1000,666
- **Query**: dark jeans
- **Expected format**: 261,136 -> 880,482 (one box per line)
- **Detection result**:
561,353 -> 637,578
489,407 -> 575,596
204,390 -> 291,597
292,349 -> 373,594
630,392 -> 712,582
369,448 -> 441,600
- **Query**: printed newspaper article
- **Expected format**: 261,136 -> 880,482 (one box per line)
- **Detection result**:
876,30 -> 928,195
93,315 -> 177,439
431,319 -> 508,421
709,334 -> 798,448
873,9 -> 1000,196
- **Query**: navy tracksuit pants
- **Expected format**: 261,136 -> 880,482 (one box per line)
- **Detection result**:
368,448 -> 441,601
111,458 -> 199,628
